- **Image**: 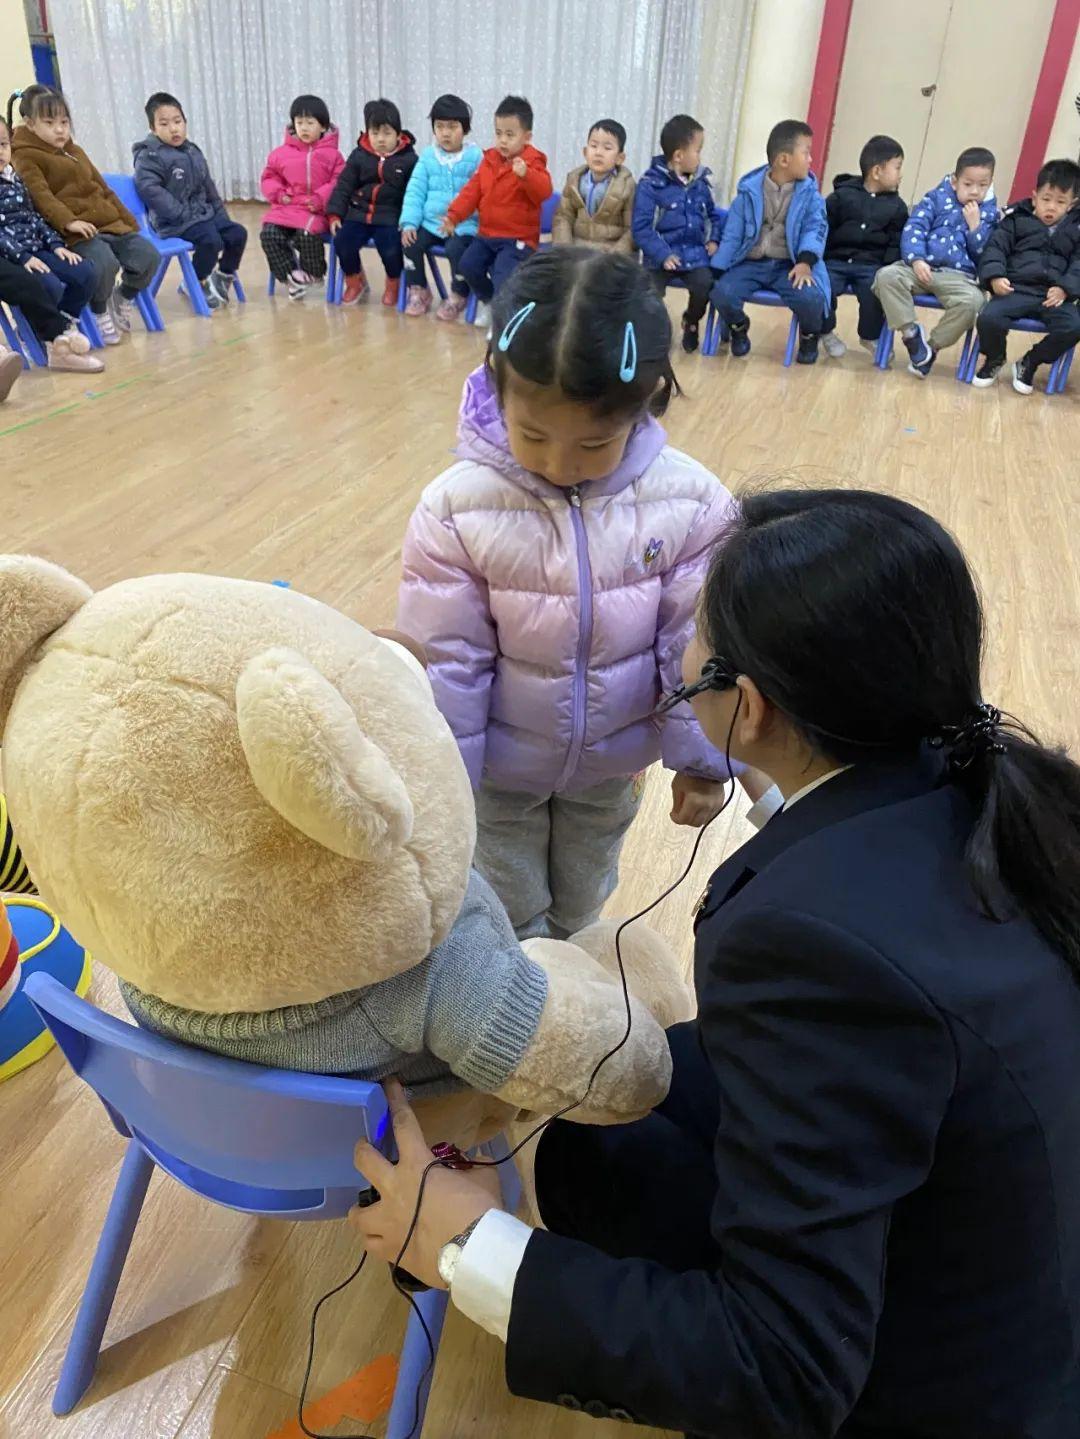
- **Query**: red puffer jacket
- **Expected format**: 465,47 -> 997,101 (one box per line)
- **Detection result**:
445,144 -> 552,246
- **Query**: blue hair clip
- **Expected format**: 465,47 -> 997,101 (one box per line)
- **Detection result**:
619,321 -> 637,382
497,301 -> 535,351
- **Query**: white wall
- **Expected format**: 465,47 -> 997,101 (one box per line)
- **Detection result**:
1046,21 -> 1080,162
0,0 -> 33,121
729,0 -> 825,195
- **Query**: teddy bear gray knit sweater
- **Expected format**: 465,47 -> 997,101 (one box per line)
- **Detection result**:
120,870 -> 548,1097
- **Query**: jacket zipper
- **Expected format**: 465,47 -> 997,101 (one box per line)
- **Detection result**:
556,487 -> 593,791
304,146 -> 314,232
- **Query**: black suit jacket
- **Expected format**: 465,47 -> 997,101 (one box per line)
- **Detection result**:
506,758 -> 1080,1437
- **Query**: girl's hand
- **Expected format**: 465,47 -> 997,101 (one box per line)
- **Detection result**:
401,227 -> 418,247
67,220 -> 97,240
23,256 -> 49,274
280,191 -> 292,205
53,247 -> 82,264
350,1079 -> 504,1290
670,772 -> 729,827
328,216 -> 342,234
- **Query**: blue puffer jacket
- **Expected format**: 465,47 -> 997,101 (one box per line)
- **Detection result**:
901,176 -> 998,275
399,142 -> 482,238
631,154 -> 723,269
0,164 -> 62,264
711,165 -> 831,302
132,133 -> 228,239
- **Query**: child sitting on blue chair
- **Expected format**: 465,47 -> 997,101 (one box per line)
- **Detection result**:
133,92 -> 247,311
709,119 -> 829,363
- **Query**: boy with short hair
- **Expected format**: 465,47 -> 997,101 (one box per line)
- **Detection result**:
709,119 -> 829,363
973,158 -> 1080,394
821,135 -> 908,360
328,98 -> 417,308
552,119 -> 635,254
873,146 -> 998,378
444,95 -> 553,331
632,113 -> 723,352
133,92 -> 247,309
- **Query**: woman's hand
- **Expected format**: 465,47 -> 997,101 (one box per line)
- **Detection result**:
670,772 -> 729,827
66,220 -> 97,240
53,246 -> 82,264
350,1079 -> 505,1290
23,256 -> 49,274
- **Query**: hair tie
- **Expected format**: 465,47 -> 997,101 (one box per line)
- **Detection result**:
619,321 -> 637,382
497,301 -> 535,352
927,702 -> 1006,771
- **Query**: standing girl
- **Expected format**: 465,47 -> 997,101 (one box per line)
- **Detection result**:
9,86 -> 158,345
259,94 -> 344,301
398,248 -> 741,940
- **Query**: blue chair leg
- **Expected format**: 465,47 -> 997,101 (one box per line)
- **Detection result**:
13,308 -> 47,366
326,246 -> 341,305
783,315 -> 799,367
53,1140 -> 155,1415
267,273 -> 276,297
465,292 -> 478,324
135,287 -> 165,334
1,306 -> 30,368
876,328 -> 894,370
151,259 -> 168,300
956,330 -> 974,382
232,275 -> 247,304
397,275 -> 408,312
384,1286 -> 449,1439
178,253 -> 212,318
78,307 -> 104,349
428,256 -> 448,302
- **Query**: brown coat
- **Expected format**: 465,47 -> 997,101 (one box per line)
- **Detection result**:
11,127 -> 137,237
552,165 -> 635,253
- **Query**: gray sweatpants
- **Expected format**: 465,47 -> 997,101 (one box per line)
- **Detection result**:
872,262 -> 985,352
474,776 -> 642,941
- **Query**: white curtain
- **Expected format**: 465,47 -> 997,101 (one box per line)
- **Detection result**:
47,0 -> 754,201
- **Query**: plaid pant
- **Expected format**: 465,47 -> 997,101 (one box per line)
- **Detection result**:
260,223 -> 328,283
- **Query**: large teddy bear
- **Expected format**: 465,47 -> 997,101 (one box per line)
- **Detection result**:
0,557 -> 691,1138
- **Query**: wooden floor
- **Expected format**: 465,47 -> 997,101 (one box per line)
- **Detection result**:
3,205 -> 1080,1438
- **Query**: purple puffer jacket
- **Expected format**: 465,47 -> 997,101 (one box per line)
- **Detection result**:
397,366 -> 738,795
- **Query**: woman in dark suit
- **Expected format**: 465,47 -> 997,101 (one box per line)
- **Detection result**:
354,488 -> 1080,1439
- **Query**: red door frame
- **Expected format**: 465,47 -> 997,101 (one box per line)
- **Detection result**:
805,0 -> 1079,196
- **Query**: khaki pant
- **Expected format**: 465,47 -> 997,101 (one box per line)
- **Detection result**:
872,262 -> 985,352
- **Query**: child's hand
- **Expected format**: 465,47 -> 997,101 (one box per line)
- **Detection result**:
440,217 -> 457,236
1044,285 -> 1067,308
670,772 -> 729,827
280,191 -> 292,204
511,156 -> 528,179
990,276 -> 1014,296
706,240 -> 718,256
53,246 -> 82,263
663,254 -> 681,271
328,216 -> 342,234
23,256 -> 49,274
788,261 -> 812,289
67,220 -> 96,240
963,200 -> 982,232
401,226 -> 418,247
912,259 -> 933,286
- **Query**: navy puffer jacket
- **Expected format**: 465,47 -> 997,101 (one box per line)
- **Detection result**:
0,165 -> 62,264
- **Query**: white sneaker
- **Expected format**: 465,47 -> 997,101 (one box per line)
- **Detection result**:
473,301 -> 492,331
96,310 -> 122,345
822,333 -> 847,359
62,323 -> 91,355
47,336 -> 105,372
108,289 -> 133,333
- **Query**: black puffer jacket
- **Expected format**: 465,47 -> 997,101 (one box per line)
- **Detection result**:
824,173 -> 908,266
327,131 -> 417,227
979,199 -> 1080,296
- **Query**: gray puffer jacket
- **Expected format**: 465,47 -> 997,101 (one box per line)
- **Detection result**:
132,133 -> 227,238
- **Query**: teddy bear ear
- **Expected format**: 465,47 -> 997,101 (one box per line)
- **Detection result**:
236,648 -> 414,862
0,555 -> 93,730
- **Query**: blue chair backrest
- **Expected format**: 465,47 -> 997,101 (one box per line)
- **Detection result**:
25,973 -> 388,1202
540,193 -> 560,237
102,173 -> 150,232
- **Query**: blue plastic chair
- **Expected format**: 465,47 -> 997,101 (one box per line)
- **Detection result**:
539,192 -> 560,245
874,294 -> 974,380
103,173 -> 247,324
0,302 -> 45,367
267,234 -> 342,305
703,290 -> 801,364
959,315 -> 1074,393
26,971 -> 519,1433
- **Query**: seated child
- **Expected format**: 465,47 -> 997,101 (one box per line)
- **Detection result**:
260,94 -> 344,301
974,159 -> 1080,395
399,93 -> 481,321
10,85 -> 158,345
632,113 -> 722,352
710,119 -> 829,363
552,118 -> 635,254
327,98 -> 417,308
443,94 -> 553,332
0,114 -> 102,373
821,135 -> 908,360
873,146 -> 998,379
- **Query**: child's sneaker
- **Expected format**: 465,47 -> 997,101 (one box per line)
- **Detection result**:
290,267 -> 316,285
1012,353 -> 1039,394
797,334 -> 820,365
405,285 -> 431,317
681,315 -> 700,353
208,269 -> 234,306
436,295 -> 467,322
972,356 -> 1004,388
0,346 -> 21,402
729,321 -> 751,357
96,309 -> 121,345
62,323 -> 91,355
473,300 -> 492,331
342,273 -> 368,305
287,280 -> 308,302
46,335 -> 105,373
822,333 -> 846,358
108,289 -> 133,333
382,277 -> 400,308
902,322 -> 931,369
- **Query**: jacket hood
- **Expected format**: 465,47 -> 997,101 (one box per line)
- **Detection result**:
736,163 -> 818,194
430,140 -> 482,163
359,130 -> 416,156
1007,198 -> 1036,218
12,126 -> 72,160
646,153 -> 711,185
456,365 -> 667,500
284,124 -> 341,152
832,172 -> 863,189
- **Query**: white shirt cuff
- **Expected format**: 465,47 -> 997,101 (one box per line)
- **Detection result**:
746,783 -> 783,830
449,1207 -> 533,1343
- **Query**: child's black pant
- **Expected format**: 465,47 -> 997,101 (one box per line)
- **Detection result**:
260,224 -> 328,282
458,237 -> 534,302
0,253 -> 93,343
648,266 -> 712,324
977,292 -> 1080,366
179,219 -> 248,282
334,221 -> 403,280
402,227 -> 471,297
823,260 -> 885,341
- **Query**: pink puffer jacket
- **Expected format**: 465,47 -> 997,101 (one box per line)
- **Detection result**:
397,367 -> 738,795
260,126 -> 344,235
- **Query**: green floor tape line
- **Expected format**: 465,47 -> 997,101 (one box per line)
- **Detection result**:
85,376 -> 148,399
0,402 -> 82,438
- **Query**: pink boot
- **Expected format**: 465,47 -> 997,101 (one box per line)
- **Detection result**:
436,295 -> 467,323
47,336 -> 105,373
404,286 -> 432,317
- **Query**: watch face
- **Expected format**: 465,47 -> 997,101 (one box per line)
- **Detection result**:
438,1241 -> 461,1286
